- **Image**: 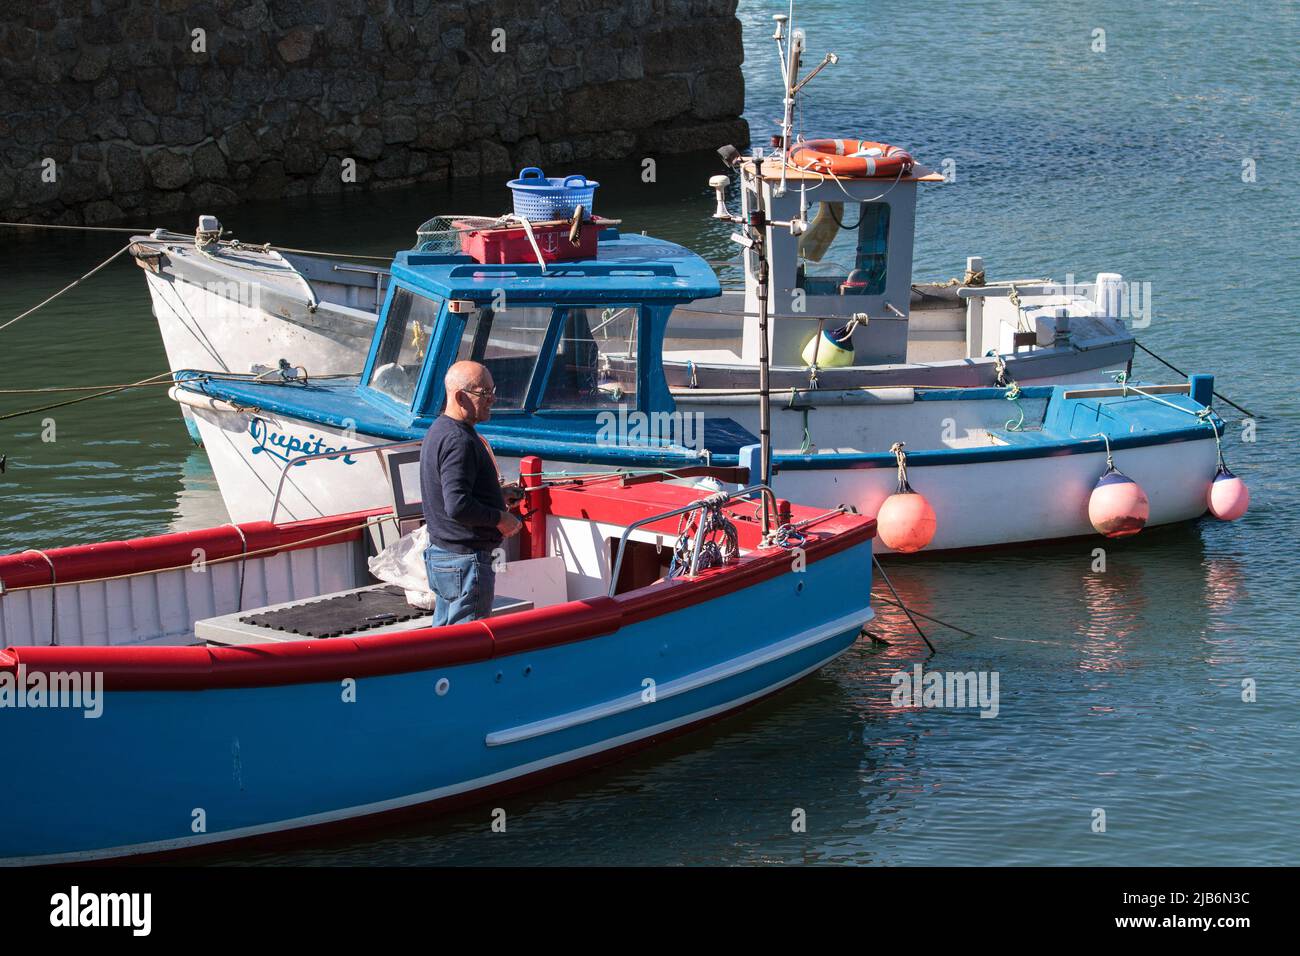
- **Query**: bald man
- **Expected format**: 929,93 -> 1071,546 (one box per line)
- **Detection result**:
419,360 -> 522,625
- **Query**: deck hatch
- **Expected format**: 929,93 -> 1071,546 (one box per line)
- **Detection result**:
238,585 -> 425,638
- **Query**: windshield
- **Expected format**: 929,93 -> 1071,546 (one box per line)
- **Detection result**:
796,201 -> 891,296
453,305 -> 551,409
452,304 -> 640,411
542,306 -> 637,408
368,287 -> 441,405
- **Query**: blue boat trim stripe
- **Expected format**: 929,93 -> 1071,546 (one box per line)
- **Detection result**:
175,378 -> 1219,472
484,604 -> 875,747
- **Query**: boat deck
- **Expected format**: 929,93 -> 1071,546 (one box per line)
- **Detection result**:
197,583 -> 534,646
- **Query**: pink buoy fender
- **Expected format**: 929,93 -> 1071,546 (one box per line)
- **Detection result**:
1088,464 -> 1150,538
1207,463 -> 1249,521
876,442 -> 937,553
877,493 -> 937,553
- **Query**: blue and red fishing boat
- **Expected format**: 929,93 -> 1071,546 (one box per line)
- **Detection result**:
0,459 -> 874,864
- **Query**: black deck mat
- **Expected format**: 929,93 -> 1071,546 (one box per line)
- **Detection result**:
239,585 -> 427,639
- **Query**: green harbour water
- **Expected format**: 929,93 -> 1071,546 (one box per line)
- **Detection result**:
1,0 -> 1297,865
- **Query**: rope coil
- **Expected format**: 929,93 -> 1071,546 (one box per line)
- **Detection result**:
770,524 -> 807,549
666,497 -> 739,579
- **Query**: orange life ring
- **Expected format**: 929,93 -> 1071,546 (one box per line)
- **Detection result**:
790,139 -> 915,178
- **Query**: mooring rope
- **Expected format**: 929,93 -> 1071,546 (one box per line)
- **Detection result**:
1004,379 -> 1027,431
0,242 -> 134,333
0,378 -> 175,394
0,365 -> 371,423
868,593 -> 977,638
1092,431 -> 1115,469
0,221 -> 152,234
870,554 -> 935,655
1133,340 -> 1254,418
0,371 -> 177,422
888,441 -> 915,493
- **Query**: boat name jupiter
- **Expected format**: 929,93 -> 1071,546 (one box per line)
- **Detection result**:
249,418 -> 359,467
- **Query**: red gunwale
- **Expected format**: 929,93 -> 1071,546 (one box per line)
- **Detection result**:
0,509 -> 382,589
1,478 -> 875,690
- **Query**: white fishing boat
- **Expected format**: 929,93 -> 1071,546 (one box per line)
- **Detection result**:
165,224 -> 1243,554
129,12 -> 1134,447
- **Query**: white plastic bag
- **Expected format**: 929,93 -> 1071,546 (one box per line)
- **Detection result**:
367,525 -> 436,610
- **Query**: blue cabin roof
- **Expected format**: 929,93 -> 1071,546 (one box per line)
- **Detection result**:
391,230 -> 721,305
175,227 -> 747,467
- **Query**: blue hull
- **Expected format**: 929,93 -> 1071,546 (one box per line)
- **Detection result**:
1,541 -> 871,864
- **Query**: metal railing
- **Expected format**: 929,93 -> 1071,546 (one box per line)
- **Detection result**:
607,484 -> 775,597
333,262 -> 390,307
268,446 -> 775,596
268,437 -> 421,524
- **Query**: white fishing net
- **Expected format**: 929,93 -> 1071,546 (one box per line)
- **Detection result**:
413,215 -> 505,253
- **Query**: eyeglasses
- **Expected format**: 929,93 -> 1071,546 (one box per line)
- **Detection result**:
462,386 -> 497,399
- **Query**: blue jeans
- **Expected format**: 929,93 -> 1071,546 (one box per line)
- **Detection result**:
424,546 -> 496,626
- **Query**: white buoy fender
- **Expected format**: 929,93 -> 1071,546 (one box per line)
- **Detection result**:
1088,464 -> 1149,538
801,324 -> 855,368
1207,464 -> 1249,520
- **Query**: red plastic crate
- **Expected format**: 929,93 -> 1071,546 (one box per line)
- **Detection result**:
455,217 -> 610,264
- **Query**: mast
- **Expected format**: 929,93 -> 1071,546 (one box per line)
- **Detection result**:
773,7 -> 801,198
710,1 -> 836,540
754,201 -> 772,531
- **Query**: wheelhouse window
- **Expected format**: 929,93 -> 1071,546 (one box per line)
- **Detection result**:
454,306 -> 552,409
369,287 -> 441,405
541,306 -> 638,408
796,201 -> 891,297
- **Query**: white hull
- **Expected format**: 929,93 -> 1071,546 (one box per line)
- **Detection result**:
143,270 -> 368,378
182,394 -> 1216,554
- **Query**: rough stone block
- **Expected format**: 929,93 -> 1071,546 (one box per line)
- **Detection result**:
189,182 -> 240,207
354,127 -> 385,160
160,115 -> 204,145
636,117 -> 750,154
220,123 -> 260,162
82,198 -> 125,224
107,144 -> 147,191
128,119 -> 159,146
277,26 -> 315,63
192,141 -> 228,180
643,19 -> 743,74
145,149 -> 194,190
480,139 -> 513,175
383,115 -> 418,144
283,142 -> 322,175
691,69 -> 744,120
248,160 -> 288,199
71,49 -> 111,82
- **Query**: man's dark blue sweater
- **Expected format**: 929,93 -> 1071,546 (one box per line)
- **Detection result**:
419,415 -> 506,553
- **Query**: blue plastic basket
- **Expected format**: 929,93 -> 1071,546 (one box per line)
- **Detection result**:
507,167 -> 599,221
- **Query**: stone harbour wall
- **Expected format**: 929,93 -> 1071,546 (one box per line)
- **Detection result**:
0,0 -> 749,225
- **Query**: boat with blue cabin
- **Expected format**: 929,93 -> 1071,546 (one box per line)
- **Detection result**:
128,14 -> 1136,435
167,222 -> 1235,554
0,458 -> 875,863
